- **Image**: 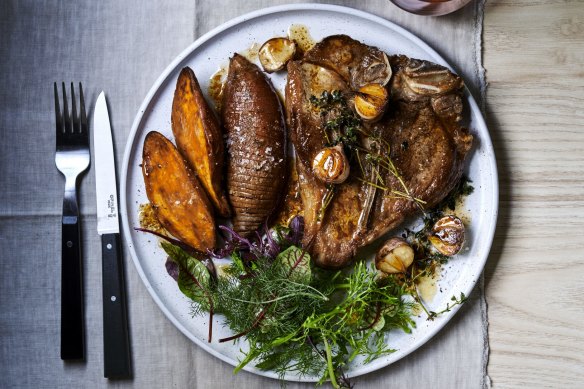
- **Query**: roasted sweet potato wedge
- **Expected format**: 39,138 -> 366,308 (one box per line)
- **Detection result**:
142,131 -> 216,251
172,67 -> 231,217
222,54 -> 287,237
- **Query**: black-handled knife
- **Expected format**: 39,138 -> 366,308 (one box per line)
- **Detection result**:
93,92 -> 132,378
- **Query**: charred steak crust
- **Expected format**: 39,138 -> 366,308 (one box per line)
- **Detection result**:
222,54 -> 287,237
285,35 -> 473,268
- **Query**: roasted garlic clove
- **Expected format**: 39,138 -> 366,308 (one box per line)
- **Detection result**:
258,37 -> 297,73
354,83 -> 389,122
375,237 -> 415,274
428,215 -> 465,256
312,144 -> 350,184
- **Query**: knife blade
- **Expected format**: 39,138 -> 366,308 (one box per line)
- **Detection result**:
93,91 -> 132,378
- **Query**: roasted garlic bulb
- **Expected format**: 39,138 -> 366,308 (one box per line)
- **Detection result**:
258,37 -> 297,73
428,215 -> 465,256
354,83 -> 389,121
312,144 -> 350,184
375,237 -> 415,274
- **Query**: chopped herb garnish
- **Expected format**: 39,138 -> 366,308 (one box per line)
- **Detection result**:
439,176 -> 474,211
310,90 -> 360,151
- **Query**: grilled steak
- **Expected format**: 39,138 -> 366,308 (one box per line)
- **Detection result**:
286,35 -> 472,268
222,54 -> 287,237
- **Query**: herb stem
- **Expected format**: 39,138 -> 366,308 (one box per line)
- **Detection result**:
358,302 -> 382,331
410,280 -> 432,318
137,227 -> 217,280
176,261 -> 214,342
322,335 -> 340,389
222,291 -> 328,305
317,185 -> 336,222
219,306 -> 268,343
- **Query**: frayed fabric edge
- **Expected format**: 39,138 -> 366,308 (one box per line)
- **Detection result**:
474,0 -> 491,388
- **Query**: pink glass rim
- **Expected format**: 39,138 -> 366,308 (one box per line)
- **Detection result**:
389,0 -> 474,16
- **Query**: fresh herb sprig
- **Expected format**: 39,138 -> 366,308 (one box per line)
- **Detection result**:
150,174 -> 475,386
309,90 -> 360,152
354,140 -> 427,210
217,258 -> 414,387
397,176 -> 474,319
310,90 -> 426,214
161,219 -> 414,388
427,292 -> 468,321
317,184 -> 336,222
303,262 -> 415,386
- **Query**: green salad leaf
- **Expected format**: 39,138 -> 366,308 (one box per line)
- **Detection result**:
162,242 -> 211,309
160,238 -> 415,387
276,246 -> 311,284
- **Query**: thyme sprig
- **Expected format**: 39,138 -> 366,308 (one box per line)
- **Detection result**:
396,176 -> 474,320
355,141 -> 426,210
310,90 -> 359,151
310,90 -> 426,216
310,90 -> 358,148
317,184 -> 336,223
427,293 -> 468,320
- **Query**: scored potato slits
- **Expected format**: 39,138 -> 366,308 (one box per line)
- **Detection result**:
223,54 -> 287,237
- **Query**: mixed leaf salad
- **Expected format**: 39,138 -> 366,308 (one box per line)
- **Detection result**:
138,177 -> 472,388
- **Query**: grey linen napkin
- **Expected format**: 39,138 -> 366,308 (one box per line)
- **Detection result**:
0,1 -> 488,388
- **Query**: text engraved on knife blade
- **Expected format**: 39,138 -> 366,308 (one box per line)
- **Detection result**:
106,193 -> 117,218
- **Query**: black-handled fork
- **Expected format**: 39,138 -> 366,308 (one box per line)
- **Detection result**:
54,82 -> 89,360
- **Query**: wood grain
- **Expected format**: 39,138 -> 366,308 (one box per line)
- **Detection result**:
484,1 -> 584,387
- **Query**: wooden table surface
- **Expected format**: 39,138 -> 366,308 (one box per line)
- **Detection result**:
483,0 -> 584,387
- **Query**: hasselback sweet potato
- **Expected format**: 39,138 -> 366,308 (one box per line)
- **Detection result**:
142,131 -> 216,251
171,67 -> 231,217
222,54 -> 287,237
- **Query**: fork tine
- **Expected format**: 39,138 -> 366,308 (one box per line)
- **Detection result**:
70,83 -> 79,133
54,82 -> 63,136
79,83 -> 88,135
62,82 -> 71,133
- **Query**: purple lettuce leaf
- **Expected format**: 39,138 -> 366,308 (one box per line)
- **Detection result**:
165,258 -> 179,281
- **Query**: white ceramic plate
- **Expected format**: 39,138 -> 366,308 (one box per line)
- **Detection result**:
120,4 -> 498,382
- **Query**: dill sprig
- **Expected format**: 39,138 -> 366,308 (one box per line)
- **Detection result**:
227,261 -> 414,387
214,248 -> 328,345
156,175 -> 475,386
164,237 -> 414,387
